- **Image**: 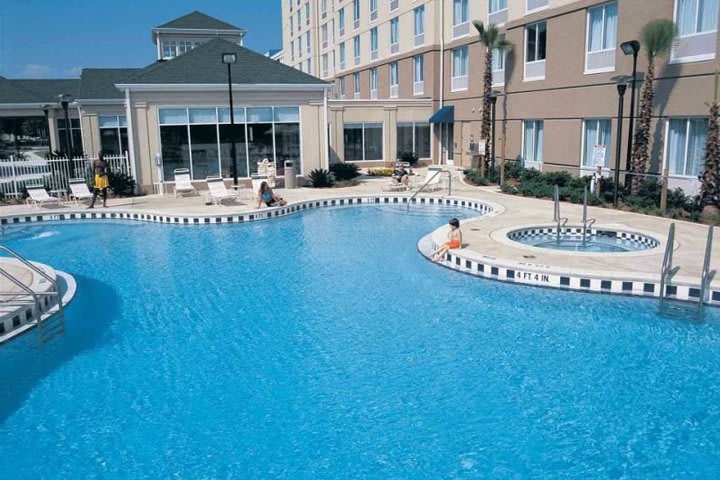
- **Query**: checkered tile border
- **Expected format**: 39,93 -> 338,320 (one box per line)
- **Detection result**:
507,227 -> 660,250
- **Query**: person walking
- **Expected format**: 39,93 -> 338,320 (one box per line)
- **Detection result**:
88,151 -> 110,208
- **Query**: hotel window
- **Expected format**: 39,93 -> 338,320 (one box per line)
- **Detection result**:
298,36 -> 303,57
370,0 -> 378,21
354,35 -> 361,65
451,46 -> 469,91
397,122 -> 431,158
522,120 -> 544,167
98,115 -> 128,156
307,58 -> 312,73
414,6 -> 425,46
306,32 -> 311,54
339,7 -> 346,36
161,40 -> 199,59
322,24 -> 328,49
586,2 -> 617,73
305,3 -> 310,26
297,9 -> 301,29
56,118 -> 82,155
582,119 -> 611,167
353,0 -> 360,29
323,54 -> 329,77
390,62 -> 399,98
353,72 -> 361,99
526,0 -> 549,14
390,17 -> 399,54
290,16 -> 294,36
492,49 -> 505,85
343,122 -> 383,161
390,0 -> 399,12
666,118 -> 707,176
673,0 -> 719,62
488,0 -> 508,26
413,55 -> 424,95
331,19 -> 336,42
339,42 -> 346,69
290,40 -> 295,61
370,68 -> 378,99
452,0 -> 470,38
525,21 -> 546,81
370,27 -> 379,60
340,76 -> 346,98
321,0 -> 328,19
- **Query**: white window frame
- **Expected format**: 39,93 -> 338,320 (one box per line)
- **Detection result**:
370,27 -> 379,60
584,2 -> 617,74
522,119 -> 544,169
321,0 -> 328,19
370,0 -> 378,22
339,77 -> 346,99
396,122 -> 431,158
451,46 -> 469,91
370,68 -> 378,99
581,118 -> 612,169
663,116 -> 708,177
98,115 -> 128,155
414,6 -> 425,47
390,17 -> 400,54
390,0 -> 399,12
305,3 -> 310,26
526,0 -> 550,15
339,42 -> 346,70
322,24 -> 329,49
306,32 -> 311,55
413,55 -> 424,95
390,62 -> 399,98
452,0 -> 470,39
671,0 -> 719,63
491,49 -> 506,86
343,122 -> 384,162
353,0 -> 361,29
524,21 -> 547,81
353,72 -> 361,99
339,7 -> 346,37
354,35 -> 361,66
322,54 -> 329,78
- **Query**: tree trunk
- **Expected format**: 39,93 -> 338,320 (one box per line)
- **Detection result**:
480,48 -> 493,166
700,102 -> 720,207
630,60 -> 656,196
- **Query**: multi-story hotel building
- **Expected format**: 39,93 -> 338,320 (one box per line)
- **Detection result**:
281,0 -> 719,194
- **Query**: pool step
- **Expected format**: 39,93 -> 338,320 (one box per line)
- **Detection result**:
658,299 -> 704,321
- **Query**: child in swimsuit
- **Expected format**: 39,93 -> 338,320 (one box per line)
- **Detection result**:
432,218 -> 462,261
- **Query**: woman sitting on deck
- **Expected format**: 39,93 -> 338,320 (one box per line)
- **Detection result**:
257,181 -> 287,208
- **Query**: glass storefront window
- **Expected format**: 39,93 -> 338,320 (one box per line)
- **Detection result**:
396,122 -> 430,158
274,107 -> 300,122
247,107 -> 273,123
0,116 -> 49,159
189,124 -> 220,179
189,108 -> 217,124
99,115 -> 128,156
247,123 -> 274,173
343,122 -> 383,161
57,118 -> 83,156
219,124 -> 248,178
218,108 -> 246,124
274,123 -> 301,170
160,125 -> 191,180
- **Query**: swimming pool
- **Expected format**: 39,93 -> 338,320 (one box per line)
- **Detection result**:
1,204 -> 719,478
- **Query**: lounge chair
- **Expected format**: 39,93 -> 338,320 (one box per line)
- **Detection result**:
418,166 -> 444,192
204,177 -> 238,205
26,185 -> 61,208
173,168 -> 196,197
68,178 -> 94,204
382,178 -> 409,192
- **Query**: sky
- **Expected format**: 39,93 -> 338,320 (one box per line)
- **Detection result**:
0,0 -> 282,79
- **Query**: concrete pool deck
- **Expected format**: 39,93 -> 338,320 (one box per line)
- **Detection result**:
0,170 -> 717,306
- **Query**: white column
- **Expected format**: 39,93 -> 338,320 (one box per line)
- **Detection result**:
124,88 -> 138,190
323,88 -> 329,168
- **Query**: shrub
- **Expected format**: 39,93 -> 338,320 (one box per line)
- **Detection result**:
329,162 -> 361,181
463,168 -> 490,186
367,167 -> 394,176
308,168 -> 335,188
500,183 -> 518,194
108,171 -> 136,197
398,151 -> 420,166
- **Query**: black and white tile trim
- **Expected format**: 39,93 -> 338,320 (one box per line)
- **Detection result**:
0,195 -> 495,228
507,226 -> 660,250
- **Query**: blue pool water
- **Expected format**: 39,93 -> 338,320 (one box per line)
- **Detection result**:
512,233 -> 654,253
1,204 -> 719,479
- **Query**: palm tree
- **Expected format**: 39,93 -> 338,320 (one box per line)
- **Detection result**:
472,20 -> 512,170
629,19 -> 677,196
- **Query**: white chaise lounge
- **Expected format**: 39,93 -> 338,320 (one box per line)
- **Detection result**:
68,178 -> 94,204
26,185 -> 61,208
205,177 -> 238,205
173,168 -> 196,197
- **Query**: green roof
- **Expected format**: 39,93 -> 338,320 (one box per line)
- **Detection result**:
0,77 -> 80,104
79,68 -> 143,99
122,38 -> 327,86
154,11 -> 243,31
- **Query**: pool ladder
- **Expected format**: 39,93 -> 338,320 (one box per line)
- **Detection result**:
0,246 -> 65,344
553,186 -> 568,243
407,168 -> 453,212
658,223 -> 715,319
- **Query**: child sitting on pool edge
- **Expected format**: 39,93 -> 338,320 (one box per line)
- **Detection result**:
432,218 -> 462,262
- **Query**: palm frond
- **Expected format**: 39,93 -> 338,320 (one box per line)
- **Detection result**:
472,20 -> 486,38
640,19 -> 677,60
494,34 -> 513,52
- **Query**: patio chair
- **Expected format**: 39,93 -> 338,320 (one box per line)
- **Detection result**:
382,178 -> 409,192
417,166 -> 444,192
26,185 -> 61,208
68,178 -> 94,204
204,177 -> 238,205
173,168 -> 196,197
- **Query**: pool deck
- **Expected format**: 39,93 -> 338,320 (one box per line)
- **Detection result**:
0,170 -> 718,305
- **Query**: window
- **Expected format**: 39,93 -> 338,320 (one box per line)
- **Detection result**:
370,68 -> 378,99
297,9 -> 301,29
306,32 -> 311,54
526,0 -> 549,13
290,16 -> 294,36
56,118 -> 82,155
307,58 -> 312,73
321,0 -> 328,18
673,0 -> 719,62
390,0 -> 399,11
344,123 -> 383,161
370,0 -> 378,21
666,118 -> 707,176
290,40 -> 295,61
340,76 -> 346,98
522,120 -> 544,166
370,27 -> 378,60
340,42 -> 346,69
586,2 -> 617,73
322,24 -> 328,48
525,21 -> 547,80
489,0 -> 508,25
389,62 -> 399,98
161,40 -> 200,59
582,119 -> 611,167
353,72 -> 361,99
298,36 -> 303,57
492,49 -> 505,85
452,46 -> 469,91
414,6 -> 425,46
98,115 -> 128,156
390,17 -> 399,53
305,3 -> 310,26
414,55 -> 424,94
453,0 -> 470,38
354,35 -> 361,65
353,0 -> 360,28
322,54 -> 329,77
397,122 -> 431,158
339,7 -> 346,35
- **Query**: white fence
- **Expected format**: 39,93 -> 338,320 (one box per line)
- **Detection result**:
0,153 -> 131,198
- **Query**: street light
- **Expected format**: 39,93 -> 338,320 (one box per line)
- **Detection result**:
613,77 -> 628,208
40,104 -> 51,149
58,93 -> 74,156
620,40 -> 641,184
222,52 -> 239,186
487,91 -> 499,176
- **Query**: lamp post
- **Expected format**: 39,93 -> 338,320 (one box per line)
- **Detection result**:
613,77 -> 628,208
487,92 -> 498,176
620,40 -> 640,183
41,104 -> 51,149
58,93 -> 74,156
222,52 -> 239,186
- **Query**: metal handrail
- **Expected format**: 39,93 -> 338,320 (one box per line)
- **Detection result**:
553,185 -> 560,222
407,168 -> 452,211
659,223 -> 677,307
0,246 -> 64,320
556,217 -> 568,243
0,266 -> 40,314
582,187 -> 596,245
699,226 -> 716,312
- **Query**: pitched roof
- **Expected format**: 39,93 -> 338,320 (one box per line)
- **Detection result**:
0,77 -> 80,104
154,11 -> 243,31
79,68 -> 143,99
121,38 -> 327,86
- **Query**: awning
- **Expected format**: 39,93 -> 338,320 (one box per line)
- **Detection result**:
429,105 -> 454,124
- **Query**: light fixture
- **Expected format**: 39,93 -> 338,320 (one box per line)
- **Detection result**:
222,53 -> 237,64
620,40 -> 640,56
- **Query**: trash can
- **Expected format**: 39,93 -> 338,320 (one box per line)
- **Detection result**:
284,160 -> 297,189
